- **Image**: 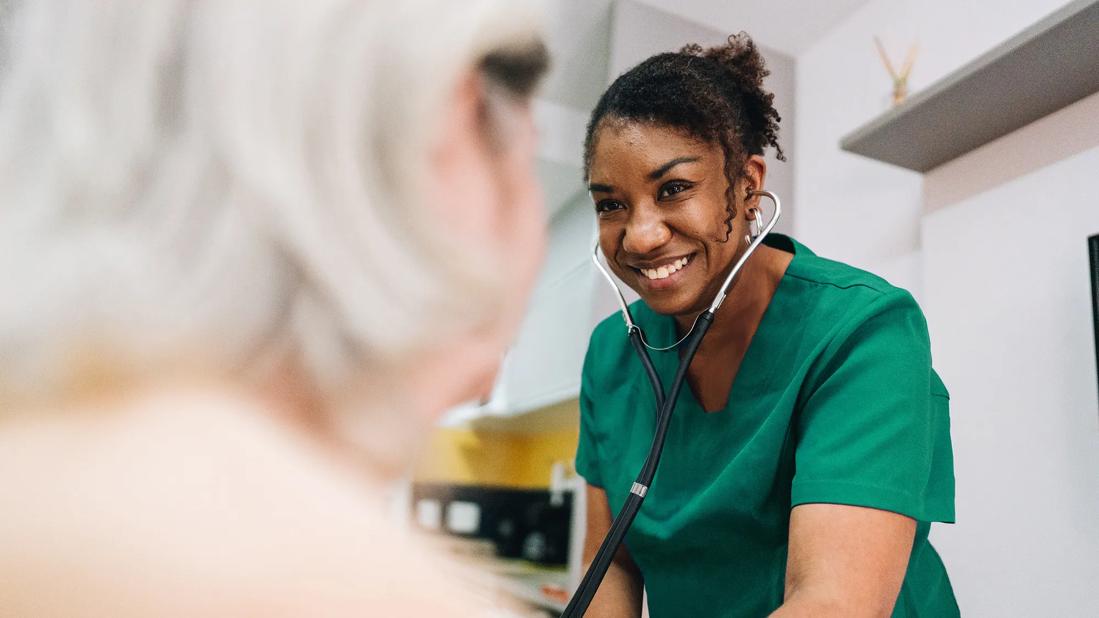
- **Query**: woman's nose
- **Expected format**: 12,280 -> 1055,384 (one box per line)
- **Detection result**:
622,206 -> 672,255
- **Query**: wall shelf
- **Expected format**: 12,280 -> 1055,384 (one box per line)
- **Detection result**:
840,0 -> 1099,172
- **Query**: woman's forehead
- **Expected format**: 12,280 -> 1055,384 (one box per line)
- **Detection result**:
591,121 -> 718,175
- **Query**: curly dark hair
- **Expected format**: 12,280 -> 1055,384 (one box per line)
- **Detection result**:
583,32 -> 784,237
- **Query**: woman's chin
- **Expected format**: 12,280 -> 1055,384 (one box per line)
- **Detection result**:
639,291 -> 702,318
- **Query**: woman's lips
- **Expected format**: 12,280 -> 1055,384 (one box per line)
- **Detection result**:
631,254 -> 694,290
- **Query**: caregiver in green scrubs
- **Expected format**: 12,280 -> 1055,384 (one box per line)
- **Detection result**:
574,34 -> 958,617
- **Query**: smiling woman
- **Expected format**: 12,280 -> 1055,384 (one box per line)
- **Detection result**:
589,125 -> 769,314
574,33 -> 958,618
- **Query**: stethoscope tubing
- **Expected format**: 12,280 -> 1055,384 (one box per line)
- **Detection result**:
563,316 -> 712,617
562,190 -> 781,617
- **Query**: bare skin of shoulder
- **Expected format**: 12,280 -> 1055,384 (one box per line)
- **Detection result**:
0,388 -> 507,617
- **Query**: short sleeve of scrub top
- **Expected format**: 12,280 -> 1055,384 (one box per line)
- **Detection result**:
790,289 -> 955,520
575,353 -> 604,488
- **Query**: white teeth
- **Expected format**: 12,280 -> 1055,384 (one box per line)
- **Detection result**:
640,256 -> 690,280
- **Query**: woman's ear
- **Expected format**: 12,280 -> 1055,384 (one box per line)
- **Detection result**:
741,154 -> 768,214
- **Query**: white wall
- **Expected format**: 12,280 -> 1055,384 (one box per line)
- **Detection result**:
539,0 -> 614,112
0,0 -> 12,74
921,91 -> 1099,618
503,195 -> 597,413
533,0 -> 613,220
794,0 -> 1075,293
628,0 -> 874,57
795,1 -> 1099,615
485,1 -> 610,414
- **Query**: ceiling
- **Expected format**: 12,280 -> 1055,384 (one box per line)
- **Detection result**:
630,0 -> 873,57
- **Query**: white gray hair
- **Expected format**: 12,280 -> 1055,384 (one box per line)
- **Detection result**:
0,0 -> 546,403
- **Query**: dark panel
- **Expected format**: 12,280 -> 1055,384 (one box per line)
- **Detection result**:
411,484 -> 573,566
1090,234 -> 1099,409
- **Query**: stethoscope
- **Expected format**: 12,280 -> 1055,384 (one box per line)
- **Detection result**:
561,190 -> 782,617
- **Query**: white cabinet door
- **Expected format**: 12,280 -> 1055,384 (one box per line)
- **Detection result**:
502,258 -> 595,413
499,191 -> 597,414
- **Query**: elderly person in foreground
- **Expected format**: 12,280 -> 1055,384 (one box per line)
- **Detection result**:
0,0 -> 548,615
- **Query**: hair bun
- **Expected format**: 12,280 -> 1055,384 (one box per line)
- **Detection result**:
584,29 -> 785,187
684,33 -> 767,82
682,32 -> 785,163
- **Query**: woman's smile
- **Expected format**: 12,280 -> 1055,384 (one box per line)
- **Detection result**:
628,253 -> 696,291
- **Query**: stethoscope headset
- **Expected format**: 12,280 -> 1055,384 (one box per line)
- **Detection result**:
561,190 -> 781,617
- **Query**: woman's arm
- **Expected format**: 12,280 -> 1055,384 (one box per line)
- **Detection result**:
581,484 -> 644,617
770,503 -> 916,618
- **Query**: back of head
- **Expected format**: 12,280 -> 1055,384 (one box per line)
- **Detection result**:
0,0 -> 547,411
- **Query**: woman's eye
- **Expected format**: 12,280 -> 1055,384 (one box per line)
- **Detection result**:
594,200 -> 624,215
658,181 -> 692,199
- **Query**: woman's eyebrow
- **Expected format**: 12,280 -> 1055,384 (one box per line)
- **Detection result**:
648,156 -> 700,180
589,183 -> 614,193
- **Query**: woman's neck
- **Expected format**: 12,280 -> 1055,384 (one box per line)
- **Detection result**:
674,244 -> 792,354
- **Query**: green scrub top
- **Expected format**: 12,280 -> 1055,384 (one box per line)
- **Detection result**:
575,234 -> 957,617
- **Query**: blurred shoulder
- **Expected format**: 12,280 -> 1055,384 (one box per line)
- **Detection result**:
0,388 -> 494,616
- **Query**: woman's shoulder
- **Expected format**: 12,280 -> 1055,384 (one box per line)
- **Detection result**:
584,306 -> 640,374
0,388 -> 496,616
772,238 -> 934,378
785,240 -> 902,298
782,237 -> 924,323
